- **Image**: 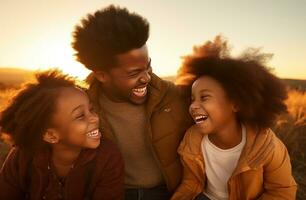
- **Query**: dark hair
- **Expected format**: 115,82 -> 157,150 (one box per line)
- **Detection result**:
0,70 -> 76,153
176,35 -> 288,130
72,5 -> 149,71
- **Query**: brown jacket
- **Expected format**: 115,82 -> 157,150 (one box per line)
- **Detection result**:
0,138 -> 124,200
87,73 -> 192,193
171,125 -> 297,200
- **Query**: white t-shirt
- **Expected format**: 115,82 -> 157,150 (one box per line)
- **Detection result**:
202,125 -> 246,200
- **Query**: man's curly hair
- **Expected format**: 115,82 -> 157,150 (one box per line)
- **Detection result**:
72,5 -> 149,71
0,70 -> 76,154
176,35 -> 288,130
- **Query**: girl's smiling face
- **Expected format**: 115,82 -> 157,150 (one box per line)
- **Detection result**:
47,87 -> 101,149
189,76 -> 238,135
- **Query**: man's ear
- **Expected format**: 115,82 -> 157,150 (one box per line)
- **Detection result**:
93,71 -> 109,83
43,129 -> 60,144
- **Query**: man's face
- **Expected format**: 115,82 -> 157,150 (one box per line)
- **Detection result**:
95,45 -> 152,105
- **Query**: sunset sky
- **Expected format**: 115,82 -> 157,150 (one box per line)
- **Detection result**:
0,0 -> 305,79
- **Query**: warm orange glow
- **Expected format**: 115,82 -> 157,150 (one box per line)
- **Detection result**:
0,1 -> 305,80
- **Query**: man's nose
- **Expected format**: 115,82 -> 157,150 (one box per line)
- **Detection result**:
139,70 -> 151,84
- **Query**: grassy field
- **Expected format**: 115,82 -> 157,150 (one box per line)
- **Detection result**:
0,68 -> 34,86
0,69 -> 305,198
273,89 -> 306,199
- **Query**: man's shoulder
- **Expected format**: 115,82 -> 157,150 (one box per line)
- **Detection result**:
150,74 -> 186,101
96,139 -> 120,156
94,139 -> 124,172
148,74 -> 192,125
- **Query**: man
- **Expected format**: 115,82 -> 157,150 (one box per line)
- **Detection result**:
72,5 -> 191,200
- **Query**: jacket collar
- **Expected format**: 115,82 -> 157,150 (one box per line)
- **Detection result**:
86,73 -> 170,141
232,127 -> 275,176
180,125 -> 275,176
145,73 -> 170,115
33,146 -> 98,170
87,72 -> 169,113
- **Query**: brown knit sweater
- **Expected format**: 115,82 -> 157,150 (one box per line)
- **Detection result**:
99,94 -> 164,188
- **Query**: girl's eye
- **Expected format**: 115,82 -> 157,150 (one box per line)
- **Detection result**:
75,113 -> 85,120
200,95 -> 209,101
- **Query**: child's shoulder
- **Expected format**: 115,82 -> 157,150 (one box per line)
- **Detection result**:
246,127 -> 289,167
0,147 -> 33,183
2,147 -> 31,166
96,138 -> 120,152
265,129 -> 288,154
91,139 -> 124,177
253,128 -> 286,150
95,138 -> 123,163
184,125 -> 204,140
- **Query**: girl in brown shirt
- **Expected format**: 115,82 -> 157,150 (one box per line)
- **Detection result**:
0,70 -> 124,200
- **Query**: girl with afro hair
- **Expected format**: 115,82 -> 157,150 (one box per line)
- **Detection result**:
172,36 -> 297,200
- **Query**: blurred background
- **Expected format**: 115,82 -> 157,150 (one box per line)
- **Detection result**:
0,0 -> 306,79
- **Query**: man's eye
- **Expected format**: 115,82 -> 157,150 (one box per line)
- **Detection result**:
129,73 -> 139,77
127,71 -> 141,77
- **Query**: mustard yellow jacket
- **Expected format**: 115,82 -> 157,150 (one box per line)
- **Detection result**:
171,125 -> 297,200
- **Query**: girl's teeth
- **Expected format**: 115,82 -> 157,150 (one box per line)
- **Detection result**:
86,129 -> 100,138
